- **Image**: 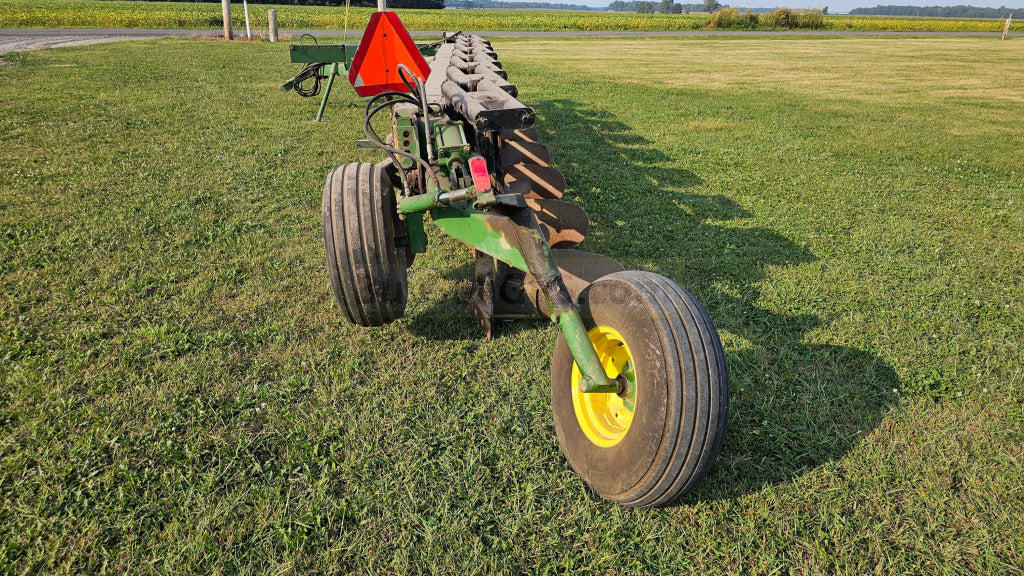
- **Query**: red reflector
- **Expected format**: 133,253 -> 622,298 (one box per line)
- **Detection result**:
469,156 -> 490,192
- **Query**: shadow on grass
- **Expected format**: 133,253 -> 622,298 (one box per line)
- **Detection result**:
401,98 -> 896,502
405,261 -> 483,341
527,99 -> 898,503
404,261 -> 550,341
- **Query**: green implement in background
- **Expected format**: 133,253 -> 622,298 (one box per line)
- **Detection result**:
279,43 -> 357,122
281,41 -> 439,122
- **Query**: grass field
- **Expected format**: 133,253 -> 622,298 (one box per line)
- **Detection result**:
2,35 -> 1023,573
2,0 -> 1023,33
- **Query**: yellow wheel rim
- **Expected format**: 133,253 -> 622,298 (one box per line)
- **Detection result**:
571,326 -> 637,448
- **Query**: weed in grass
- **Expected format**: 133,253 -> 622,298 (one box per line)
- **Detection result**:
705,7 -> 744,29
0,50 -> 28,66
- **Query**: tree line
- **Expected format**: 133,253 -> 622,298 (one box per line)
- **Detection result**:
607,0 -> 717,13
447,0 -> 599,9
849,5 -> 1019,17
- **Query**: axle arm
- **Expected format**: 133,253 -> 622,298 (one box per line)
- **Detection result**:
431,203 -> 618,394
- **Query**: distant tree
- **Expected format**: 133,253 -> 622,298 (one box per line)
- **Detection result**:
449,0 -> 596,7
658,0 -> 674,12
703,0 -> 721,12
610,0 -> 695,11
849,5 -> 1017,18
607,0 -> 638,10
822,6 -> 828,14
637,0 -> 654,12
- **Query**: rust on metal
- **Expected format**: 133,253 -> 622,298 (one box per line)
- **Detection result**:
522,250 -> 625,317
469,266 -> 494,338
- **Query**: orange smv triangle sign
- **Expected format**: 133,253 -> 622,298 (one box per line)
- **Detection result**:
347,11 -> 431,97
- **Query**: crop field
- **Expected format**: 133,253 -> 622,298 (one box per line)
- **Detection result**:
825,13 -> 1022,31
2,35 -> 1023,573
2,0 -> 1023,33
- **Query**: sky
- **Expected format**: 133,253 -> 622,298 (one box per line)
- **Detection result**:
578,0 -> 1022,12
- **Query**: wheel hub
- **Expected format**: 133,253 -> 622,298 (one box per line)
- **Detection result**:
570,326 -> 637,448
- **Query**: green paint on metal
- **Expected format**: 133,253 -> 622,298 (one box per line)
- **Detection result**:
288,44 -> 357,66
407,212 -> 426,254
315,62 -> 339,123
397,191 -> 441,214
433,121 -> 472,173
431,206 -> 529,271
557,308 -> 619,394
392,106 -> 422,171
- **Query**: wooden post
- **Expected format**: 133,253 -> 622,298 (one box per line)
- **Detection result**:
1003,14 -> 1012,40
269,9 -> 279,42
378,0 -> 386,11
221,0 -> 232,40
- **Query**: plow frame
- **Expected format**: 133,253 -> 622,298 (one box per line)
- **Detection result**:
298,22 -> 731,507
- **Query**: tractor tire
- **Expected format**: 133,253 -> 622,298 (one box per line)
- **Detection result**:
322,162 -> 407,327
550,271 -> 729,507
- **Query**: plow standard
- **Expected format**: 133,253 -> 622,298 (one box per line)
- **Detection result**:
286,16 -> 729,507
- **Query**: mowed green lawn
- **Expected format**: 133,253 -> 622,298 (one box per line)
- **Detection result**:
1,35 -> 1022,573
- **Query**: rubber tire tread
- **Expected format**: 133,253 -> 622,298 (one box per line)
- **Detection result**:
550,271 -> 728,507
322,162 -> 407,327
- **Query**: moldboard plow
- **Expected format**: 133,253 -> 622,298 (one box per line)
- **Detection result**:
285,14 -> 729,507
